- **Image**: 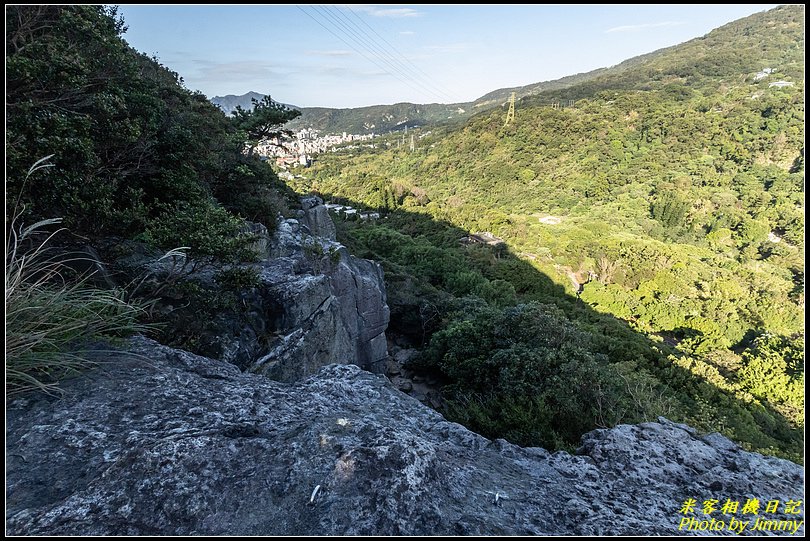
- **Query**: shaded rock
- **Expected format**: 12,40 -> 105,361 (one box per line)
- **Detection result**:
200,211 -> 390,380
392,376 -> 412,392
248,203 -> 389,381
385,358 -> 401,376
323,245 -> 389,369
6,337 -> 803,536
425,390 -> 443,409
240,220 -> 271,259
113,197 -> 389,381
392,347 -> 417,366
300,195 -> 322,210
300,195 -> 336,241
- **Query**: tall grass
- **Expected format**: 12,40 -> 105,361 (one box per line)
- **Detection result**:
6,157 -> 150,396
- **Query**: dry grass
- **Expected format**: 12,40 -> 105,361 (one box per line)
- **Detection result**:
6,157 -> 150,396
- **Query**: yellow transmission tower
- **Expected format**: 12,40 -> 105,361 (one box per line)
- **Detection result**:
504,92 -> 516,126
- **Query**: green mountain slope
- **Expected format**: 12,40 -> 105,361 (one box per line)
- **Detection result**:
286,101 -> 469,134
211,91 -> 470,133
474,6 -> 803,106
294,5 -> 805,459
220,6 -> 803,135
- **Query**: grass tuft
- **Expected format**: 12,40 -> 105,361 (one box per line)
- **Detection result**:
6,158 -> 151,396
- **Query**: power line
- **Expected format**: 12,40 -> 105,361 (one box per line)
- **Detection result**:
313,6 -> 444,99
337,5 -> 462,103
312,6 -> 444,99
298,5 -> 455,104
342,5 -> 463,103
323,5 -> 437,97
297,6 -> 438,102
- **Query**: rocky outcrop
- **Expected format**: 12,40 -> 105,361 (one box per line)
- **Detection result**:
6,337 -> 804,536
109,197 -> 389,381
301,195 -> 336,241
250,199 -> 389,381
240,220 -> 272,259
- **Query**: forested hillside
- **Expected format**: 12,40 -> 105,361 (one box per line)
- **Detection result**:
286,101 -> 469,134
293,5 -> 805,460
212,91 -> 468,134
6,5 -> 300,393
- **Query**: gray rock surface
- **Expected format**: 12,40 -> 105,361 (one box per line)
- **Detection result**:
240,220 -> 271,259
301,195 -> 337,241
112,199 -> 389,380
6,337 -> 804,536
249,262 -> 353,381
248,202 -> 389,381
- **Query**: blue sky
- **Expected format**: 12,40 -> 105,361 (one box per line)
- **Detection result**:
117,4 -> 777,108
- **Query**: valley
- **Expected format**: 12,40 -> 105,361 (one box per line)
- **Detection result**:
5,5 -> 804,535
284,5 -> 805,459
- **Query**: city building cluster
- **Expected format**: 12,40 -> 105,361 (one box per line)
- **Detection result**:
256,129 -> 375,168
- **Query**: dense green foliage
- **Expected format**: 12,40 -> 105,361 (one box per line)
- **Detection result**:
425,301 -> 674,449
231,95 -> 301,155
6,5 -> 295,245
5,6 -> 299,385
293,6 -> 805,460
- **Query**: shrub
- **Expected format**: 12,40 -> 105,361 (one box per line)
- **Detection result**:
143,199 -> 258,265
215,266 -> 261,291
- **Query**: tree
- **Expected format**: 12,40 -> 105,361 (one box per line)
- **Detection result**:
651,191 -> 690,229
6,5 -> 293,249
230,95 -> 301,156
738,334 -> 804,425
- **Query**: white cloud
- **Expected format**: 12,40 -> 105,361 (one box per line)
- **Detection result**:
306,49 -> 353,57
348,5 -> 423,18
605,21 -> 685,33
422,43 -> 470,54
190,60 -> 276,80
373,8 -> 420,18
315,65 -> 387,78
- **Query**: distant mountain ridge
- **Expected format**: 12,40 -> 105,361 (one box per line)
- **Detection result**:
210,92 -> 469,134
209,52 -> 665,133
211,5 -> 801,134
210,91 -> 267,115
209,48 -> 687,134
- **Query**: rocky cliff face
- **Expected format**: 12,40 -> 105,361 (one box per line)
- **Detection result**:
6,337 -> 804,536
119,196 -> 389,382
248,197 -> 389,380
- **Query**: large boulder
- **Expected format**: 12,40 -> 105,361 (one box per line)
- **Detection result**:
322,244 -> 389,370
301,195 -> 336,241
6,337 -> 804,536
249,261 -> 353,381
